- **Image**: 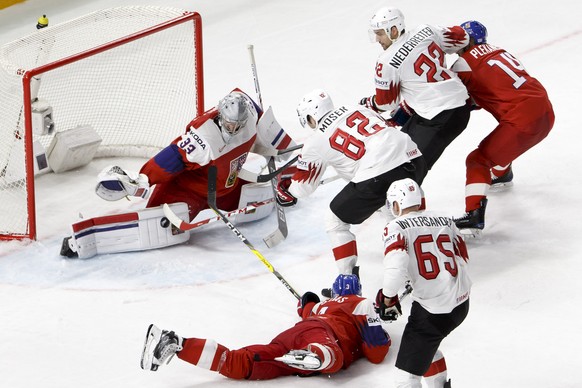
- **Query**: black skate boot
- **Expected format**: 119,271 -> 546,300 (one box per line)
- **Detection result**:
60,237 -> 78,258
454,199 -> 487,238
490,167 -> 513,191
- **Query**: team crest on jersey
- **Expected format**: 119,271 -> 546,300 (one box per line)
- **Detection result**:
226,153 -> 248,188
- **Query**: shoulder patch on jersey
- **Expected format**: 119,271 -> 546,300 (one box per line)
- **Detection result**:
226,153 -> 248,188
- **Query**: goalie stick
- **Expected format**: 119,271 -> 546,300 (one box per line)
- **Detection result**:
248,44 -> 290,248
208,165 -> 301,300
162,197 -> 275,231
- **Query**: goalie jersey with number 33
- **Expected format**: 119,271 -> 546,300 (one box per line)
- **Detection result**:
141,88 -> 295,217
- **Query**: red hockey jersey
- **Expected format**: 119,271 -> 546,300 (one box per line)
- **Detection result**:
301,294 -> 390,367
451,44 -> 553,125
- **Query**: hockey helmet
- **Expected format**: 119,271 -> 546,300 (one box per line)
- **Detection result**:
332,274 -> 362,297
296,89 -> 334,129
386,178 -> 422,217
369,7 -> 405,41
460,20 -> 488,44
218,93 -> 250,136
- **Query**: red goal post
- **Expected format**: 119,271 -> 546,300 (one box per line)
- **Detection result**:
0,6 -> 204,241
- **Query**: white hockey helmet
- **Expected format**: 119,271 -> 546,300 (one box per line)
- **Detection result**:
369,7 -> 405,41
218,93 -> 250,136
296,89 -> 334,129
386,178 -> 422,217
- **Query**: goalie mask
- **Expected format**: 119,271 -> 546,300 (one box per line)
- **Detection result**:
296,89 -> 334,129
369,7 -> 405,42
218,93 -> 249,137
386,178 -> 422,218
460,20 -> 488,44
332,274 -> 362,297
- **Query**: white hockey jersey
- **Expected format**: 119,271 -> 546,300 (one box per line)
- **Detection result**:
382,210 -> 472,314
288,105 -> 421,198
374,25 -> 469,119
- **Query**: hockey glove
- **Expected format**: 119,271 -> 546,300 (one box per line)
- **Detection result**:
374,289 -> 402,322
95,165 -> 150,201
359,96 -> 380,112
276,177 -> 298,207
390,101 -> 414,126
297,291 -> 321,317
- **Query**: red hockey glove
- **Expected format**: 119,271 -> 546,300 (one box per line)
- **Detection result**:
374,289 -> 402,322
276,177 -> 297,207
359,96 -> 380,112
297,291 -> 321,317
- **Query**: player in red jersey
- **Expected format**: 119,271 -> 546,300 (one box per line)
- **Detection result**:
60,89 -> 295,258
451,21 -> 555,235
140,274 -> 391,379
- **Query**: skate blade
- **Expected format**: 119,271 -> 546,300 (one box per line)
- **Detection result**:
275,355 -> 321,370
140,324 -> 161,371
459,228 -> 483,239
489,181 -> 514,192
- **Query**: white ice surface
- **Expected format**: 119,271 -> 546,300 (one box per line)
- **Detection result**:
1,1 -> 581,387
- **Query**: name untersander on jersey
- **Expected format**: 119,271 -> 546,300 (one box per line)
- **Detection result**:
394,215 -> 453,230
389,26 -> 434,69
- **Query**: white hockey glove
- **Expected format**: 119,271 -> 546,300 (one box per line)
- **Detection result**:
95,165 -> 150,201
359,95 -> 380,112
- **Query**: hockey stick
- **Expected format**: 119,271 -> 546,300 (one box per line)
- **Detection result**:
237,154 -> 299,183
252,143 -> 303,157
163,197 -> 275,231
207,165 -> 301,300
248,44 -> 289,248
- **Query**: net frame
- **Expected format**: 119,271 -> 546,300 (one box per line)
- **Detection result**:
0,7 -> 204,240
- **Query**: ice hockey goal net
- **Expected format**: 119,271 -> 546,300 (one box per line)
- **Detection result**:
0,6 -> 204,240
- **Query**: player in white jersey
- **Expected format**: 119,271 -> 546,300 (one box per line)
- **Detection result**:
376,178 -> 471,388
275,89 -> 426,276
360,7 -> 471,171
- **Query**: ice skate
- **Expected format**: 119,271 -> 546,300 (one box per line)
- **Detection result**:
140,324 -> 183,371
490,167 -> 513,192
454,199 -> 487,238
275,349 -> 322,370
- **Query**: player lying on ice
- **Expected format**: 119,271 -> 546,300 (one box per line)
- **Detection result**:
140,274 -> 391,379
60,88 -> 296,259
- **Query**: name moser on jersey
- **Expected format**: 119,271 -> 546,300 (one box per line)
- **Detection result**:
60,89 -> 296,259
275,89 -> 426,279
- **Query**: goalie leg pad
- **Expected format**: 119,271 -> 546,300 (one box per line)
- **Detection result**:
232,182 -> 274,224
64,203 -> 190,259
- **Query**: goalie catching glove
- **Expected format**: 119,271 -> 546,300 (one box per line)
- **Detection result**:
374,289 -> 402,322
95,165 -> 150,201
